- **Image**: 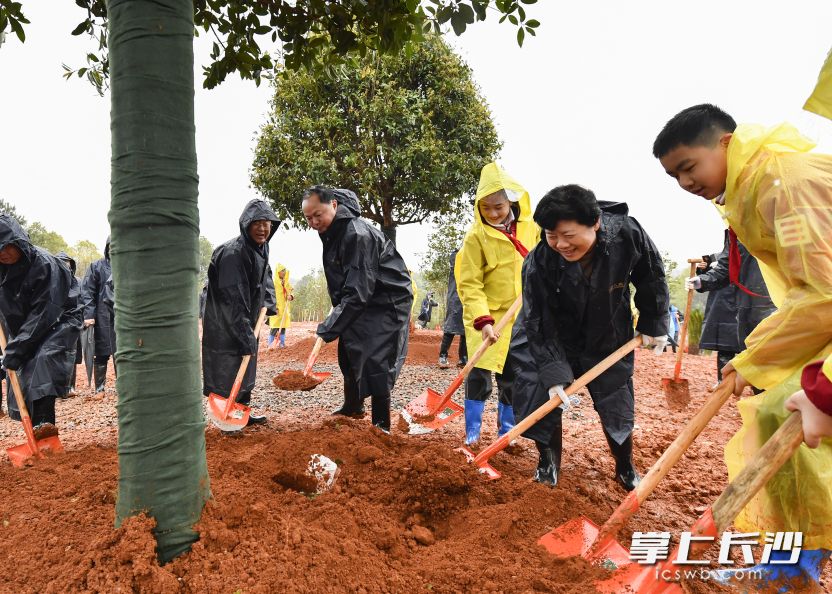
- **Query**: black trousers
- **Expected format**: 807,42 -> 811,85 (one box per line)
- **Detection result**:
716,351 -> 737,382
439,333 -> 467,360
464,363 -> 514,404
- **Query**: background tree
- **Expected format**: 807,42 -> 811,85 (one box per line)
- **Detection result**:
3,0 -> 540,564
26,221 -> 70,253
67,239 -> 103,277
291,268 -> 332,322
198,235 -> 213,286
251,35 -> 500,244
0,198 -> 27,227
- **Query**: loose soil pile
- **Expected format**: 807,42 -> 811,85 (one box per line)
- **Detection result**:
272,370 -> 324,391
0,335 -> 829,592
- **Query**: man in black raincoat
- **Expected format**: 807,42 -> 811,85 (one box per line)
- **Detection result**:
302,186 -> 412,432
81,238 -> 117,393
56,251 -> 84,396
416,291 -> 438,328
439,249 -> 467,368
511,185 -> 669,490
202,199 -> 280,425
0,215 -> 82,431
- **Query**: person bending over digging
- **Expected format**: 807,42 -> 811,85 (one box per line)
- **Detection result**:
455,162 -> 539,448
654,103 -> 832,588
202,199 -> 280,428
510,185 -> 669,490
0,214 -> 82,437
302,186 -> 413,433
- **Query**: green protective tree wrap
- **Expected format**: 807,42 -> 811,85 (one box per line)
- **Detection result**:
107,0 -> 210,563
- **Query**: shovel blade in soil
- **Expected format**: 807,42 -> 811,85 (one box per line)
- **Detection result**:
538,516 -> 630,568
207,393 -> 250,431
455,446 -> 502,479
661,377 -> 690,408
401,388 -> 464,433
594,561 -> 684,594
6,435 -> 63,468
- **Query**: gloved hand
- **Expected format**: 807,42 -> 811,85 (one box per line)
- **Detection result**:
1,354 -> 21,372
641,334 -> 668,354
685,276 -> 702,291
548,385 -> 571,410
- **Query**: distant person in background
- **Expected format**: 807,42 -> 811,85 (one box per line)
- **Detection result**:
0,215 -> 82,435
416,291 -> 438,329
55,251 -> 84,396
667,304 -> 681,353
267,264 -> 294,349
438,249 -> 467,369
82,237 -> 117,393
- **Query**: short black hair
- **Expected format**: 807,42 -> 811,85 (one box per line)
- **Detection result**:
533,185 -> 601,230
302,185 -> 332,203
652,104 -> 737,158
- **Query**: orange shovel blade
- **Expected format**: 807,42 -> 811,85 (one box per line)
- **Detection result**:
309,371 -> 331,382
538,516 -> 630,568
207,393 -> 250,431
661,377 -> 690,408
6,435 -> 64,468
594,562 -> 684,594
456,445 -> 501,479
402,388 -> 463,433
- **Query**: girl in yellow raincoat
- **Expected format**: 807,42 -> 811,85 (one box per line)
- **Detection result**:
455,162 -> 539,446
654,104 -> 832,587
267,264 -> 293,349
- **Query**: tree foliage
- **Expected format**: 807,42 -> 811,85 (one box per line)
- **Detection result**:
26,221 -> 70,253
420,208 -> 470,288
198,235 -> 213,286
67,239 -> 103,277
0,198 -> 27,227
251,35 -> 500,244
291,268 -> 332,322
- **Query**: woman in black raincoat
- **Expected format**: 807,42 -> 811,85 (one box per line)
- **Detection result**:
510,185 -> 669,490
0,215 -> 82,430
81,238 -> 117,393
202,199 -> 280,426
416,291 -> 438,328
438,249 -> 467,368
302,186 -> 413,432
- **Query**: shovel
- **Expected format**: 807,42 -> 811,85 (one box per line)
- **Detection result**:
207,307 -> 267,431
539,374 -> 737,568
594,409 -> 804,594
0,324 -> 64,467
459,335 -> 643,479
272,308 -> 333,391
661,258 -> 703,408
400,294 -> 524,435
82,325 -> 95,387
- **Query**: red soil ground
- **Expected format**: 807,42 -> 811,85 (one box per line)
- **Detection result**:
0,326 -> 828,593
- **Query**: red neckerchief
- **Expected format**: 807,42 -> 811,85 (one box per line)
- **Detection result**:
728,228 -> 766,298
498,220 -> 529,258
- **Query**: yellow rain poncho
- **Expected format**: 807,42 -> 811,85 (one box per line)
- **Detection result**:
722,123 -> 832,549
805,47 -> 832,121
455,163 -> 539,373
267,263 -> 293,329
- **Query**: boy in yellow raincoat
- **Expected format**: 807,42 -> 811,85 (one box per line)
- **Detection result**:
654,104 -> 832,588
455,162 -> 539,447
267,264 -> 293,349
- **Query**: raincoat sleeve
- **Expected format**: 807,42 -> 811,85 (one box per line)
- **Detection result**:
3,261 -> 70,371
264,265 -> 277,316
455,234 -> 491,324
81,262 -> 100,321
731,162 -> 832,389
698,245 -> 730,292
214,250 -> 257,355
521,253 -> 574,388
629,220 -> 671,338
804,47 -> 832,121
317,226 -> 379,342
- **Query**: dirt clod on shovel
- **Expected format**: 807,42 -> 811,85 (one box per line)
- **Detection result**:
662,378 -> 691,410
272,370 -> 323,391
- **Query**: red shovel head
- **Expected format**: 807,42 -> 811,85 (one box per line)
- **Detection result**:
661,377 -> 690,409
207,393 -> 250,432
400,387 -> 463,434
456,446 -> 501,479
7,435 -> 64,468
539,516 -> 631,568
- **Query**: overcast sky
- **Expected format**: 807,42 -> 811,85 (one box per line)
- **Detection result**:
1,1 -> 831,278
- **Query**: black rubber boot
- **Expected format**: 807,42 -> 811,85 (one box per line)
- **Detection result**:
332,380 -> 365,417
371,392 -> 391,433
605,430 -> 640,491
533,425 -> 562,486
93,360 -> 108,393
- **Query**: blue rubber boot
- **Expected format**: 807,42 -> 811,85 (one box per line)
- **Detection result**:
497,402 -> 515,437
713,548 -> 830,592
267,333 -> 275,347
279,329 -> 286,347
464,399 -> 485,446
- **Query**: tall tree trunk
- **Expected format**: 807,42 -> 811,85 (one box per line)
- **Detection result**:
108,0 -> 210,563
381,197 -> 396,245
381,224 -> 397,245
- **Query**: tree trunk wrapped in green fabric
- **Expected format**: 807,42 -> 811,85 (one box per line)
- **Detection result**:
107,0 -> 210,563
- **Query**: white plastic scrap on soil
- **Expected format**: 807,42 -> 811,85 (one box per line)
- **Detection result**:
307,454 -> 338,493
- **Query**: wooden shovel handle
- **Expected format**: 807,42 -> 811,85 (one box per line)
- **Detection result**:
591,373 -> 736,554
673,259 -> 703,380
473,335 -> 642,464
223,307 -> 268,415
304,306 -> 335,376
0,324 -> 40,456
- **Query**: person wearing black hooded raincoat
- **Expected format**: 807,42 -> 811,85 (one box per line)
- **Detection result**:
55,251 -> 84,396
438,249 -> 467,368
301,186 -> 412,432
0,214 -> 82,429
81,237 -> 117,393
510,185 -> 669,491
202,199 -> 280,425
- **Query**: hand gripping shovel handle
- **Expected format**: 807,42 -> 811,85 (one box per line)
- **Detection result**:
654,411 -> 804,588
472,335 -> 642,466
673,259 -> 702,381
0,324 -> 40,457
222,307 -> 268,418
589,373 -> 737,558
432,294 -> 524,414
